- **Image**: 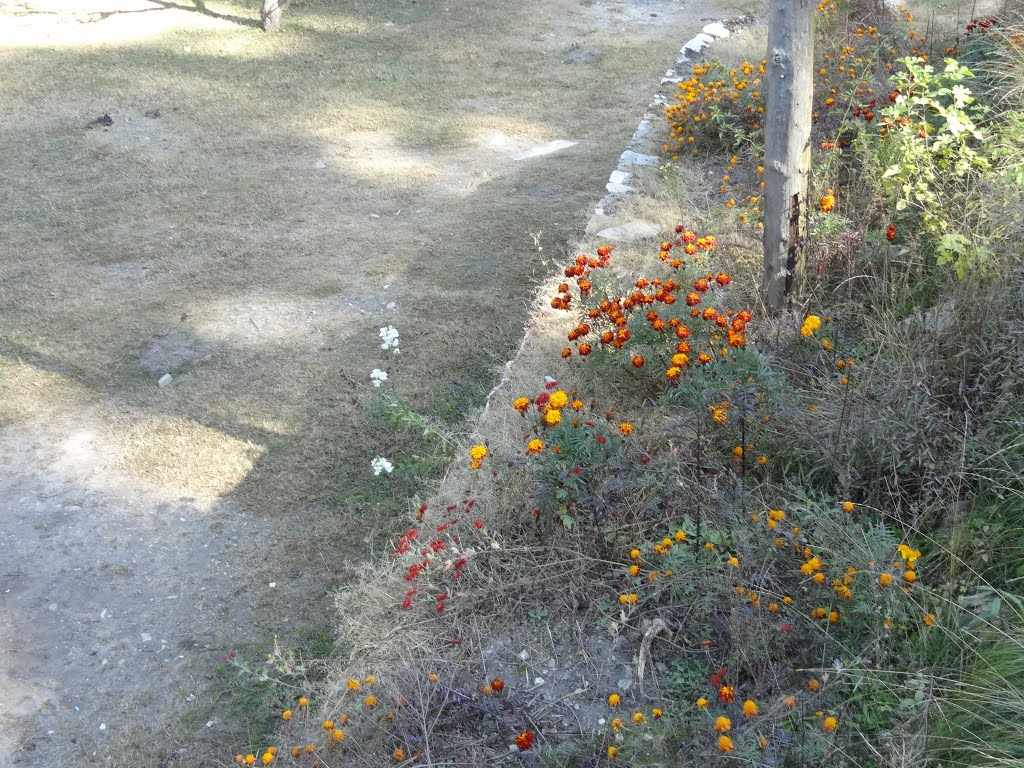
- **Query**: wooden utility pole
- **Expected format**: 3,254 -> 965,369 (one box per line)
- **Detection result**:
262,0 -> 287,31
762,0 -> 816,313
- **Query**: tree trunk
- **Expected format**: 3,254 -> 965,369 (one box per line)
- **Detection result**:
762,0 -> 815,313
262,0 -> 284,32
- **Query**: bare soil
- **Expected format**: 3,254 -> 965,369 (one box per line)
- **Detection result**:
0,0 -> 740,764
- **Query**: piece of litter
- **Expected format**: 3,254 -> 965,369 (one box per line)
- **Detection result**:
140,632 -> 152,642
514,139 -> 577,161
158,374 -> 172,388
206,720 -> 215,728
99,723 -> 106,731
269,582 -> 276,588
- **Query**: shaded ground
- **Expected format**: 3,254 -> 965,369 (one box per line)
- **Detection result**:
0,0 -> 736,764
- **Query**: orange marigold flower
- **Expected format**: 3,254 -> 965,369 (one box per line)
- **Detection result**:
578,342 -> 592,356
807,678 -> 821,692
298,697 -> 309,707
696,696 -> 709,710
282,709 -> 292,721
904,570 -> 918,584
923,613 -> 937,626
631,355 -> 645,368
718,685 -> 735,703
666,366 -> 681,381
743,699 -> 759,717
608,693 -> 622,707
820,190 -> 836,212
619,422 -> 634,436
714,716 -> 732,733
393,747 -> 406,761
823,716 -> 838,733
244,756 -> 256,767
561,347 -> 571,358
513,397 -> 530,413
607,746 -> 620,760
527,438 -> 544,454
514,731 -> 535,751
652,708 -> 663,718
632,711 -> 647,724
718,735 -> 734,753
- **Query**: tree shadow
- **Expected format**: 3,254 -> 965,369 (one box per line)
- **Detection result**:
147,0 -> 263,29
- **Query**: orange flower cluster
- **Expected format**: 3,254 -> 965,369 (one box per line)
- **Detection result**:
552,231 -> 751,383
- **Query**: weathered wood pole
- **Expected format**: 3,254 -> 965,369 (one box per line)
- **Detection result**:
763,0 -> 816,312
262,0 -> 285,31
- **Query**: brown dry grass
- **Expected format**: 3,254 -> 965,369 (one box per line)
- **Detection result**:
0,0 -> 710,516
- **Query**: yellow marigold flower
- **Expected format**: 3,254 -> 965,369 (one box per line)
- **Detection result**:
393,747 -> 406,761
652,708 -> 663,719
811,607 -> 827,620
298,697 -> 309,707
674,530 -> 687,542
365,675 -> 377,685
513,397 -> 530,413
618,422 -> 634,436
244,756 -> 256,767
549,390 -> 569,409
332,728 -> 346,741
714,716 -> 732,733
758,455 -> 768,466
783,595 -> 793,604
768,602 -> 780,613
923,613 -> 937,626
282,709 -> 292,721
262,754 -> 273,766
768,509 -> 786,521
571,399 -> 585,411
628,564 -> 640,577
469,445 -> 487,461
801,557 -> 822,576
633,711 -> 647,724
527,438 -> 544,454
823,716 -> 838,733
841,500 -> 855,513
608,693 -> 622,707
696,697 -> 709,710
733,445 -> 744,458
743,699 -> 759,717
428,673 -> 439,682
305,745 -> 314,755
322,720 -> 334,731
544,408 -> 562,426
365,695 -> 378,708
904,570 -> 918,584
727,556 -> 739,568
629,549 -> 642,560
784,695 -> 796,708
813,572 -> 826,584
807,678 -> 821,692
718,735 -> 734,753
347,679 -> 361,691
291,748 -> 301,758
608,746 -> 620,760
829,610 -> 840,624
705,542 -> 715,551
610,717 -> 625,731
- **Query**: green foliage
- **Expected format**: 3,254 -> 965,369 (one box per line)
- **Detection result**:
879,57 -> 1013,276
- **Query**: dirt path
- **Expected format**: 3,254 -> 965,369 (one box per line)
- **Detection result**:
0,0 -> 733,764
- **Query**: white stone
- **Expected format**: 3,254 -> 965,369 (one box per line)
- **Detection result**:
314,160 -> 327,169
140,632 -> 152,642
605,182 -> 633,194
157,374 -> 172,388
703,22 -> 731,37
518,650 -> 530,661
683,33 -> 715,54
596,221 -> 660,242
608,170 -> 631,185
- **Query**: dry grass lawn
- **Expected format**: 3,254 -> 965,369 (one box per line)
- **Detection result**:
0,0 -> 728,514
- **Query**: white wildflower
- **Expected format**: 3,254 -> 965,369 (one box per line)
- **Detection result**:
371,457 -> 394,476
379,325 -> 400,354
370,368 -> 388,388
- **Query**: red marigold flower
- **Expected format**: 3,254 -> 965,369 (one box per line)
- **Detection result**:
718,685 -> 736,703
596,245 -> 613,258
886,224 -> 897,241
535,392 -> 550,406
561,347 -> 571,358
702,307 -> 717,321
631,355 -> 645,368
686,292 -> 701,306
578,342 -> 592,356
716,272 -> 731,286
515,731 -> 536,751
680,230 -> 697,243
694,278 -> 710,293
491,678 -> 505,693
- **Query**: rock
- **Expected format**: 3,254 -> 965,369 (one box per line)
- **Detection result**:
596,220 -> 660,242
616,678 -> 634,691
157,374 -> 172,388
314,160 -> 327,169
518,650 -> 530,661
619,150 -> 660,167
